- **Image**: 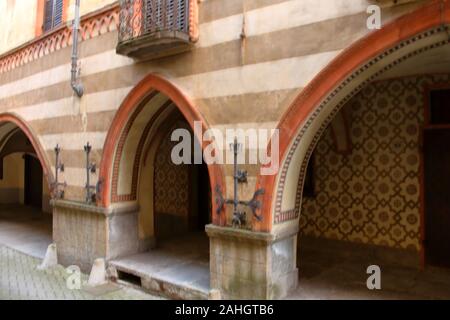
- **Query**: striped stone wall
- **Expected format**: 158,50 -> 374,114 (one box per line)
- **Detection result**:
0,0 -> 427,203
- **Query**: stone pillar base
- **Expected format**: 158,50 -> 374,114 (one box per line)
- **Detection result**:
206,225 -> 298,300
52,200 -> 141,272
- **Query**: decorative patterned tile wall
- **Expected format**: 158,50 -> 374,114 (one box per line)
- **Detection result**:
300,74 -> 450,251
154,121 -> 191,237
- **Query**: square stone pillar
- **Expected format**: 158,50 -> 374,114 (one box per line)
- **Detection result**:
52,200 -> 141,272
206,224 -> 298,300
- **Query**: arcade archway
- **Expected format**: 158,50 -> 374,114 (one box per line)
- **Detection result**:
0,113 -> 53,258
257,0 -> 450,298
100,74 -> 223,299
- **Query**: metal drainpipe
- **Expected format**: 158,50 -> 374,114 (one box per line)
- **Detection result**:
71,0 -> 84,97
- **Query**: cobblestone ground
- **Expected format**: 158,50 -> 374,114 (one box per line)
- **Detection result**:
0,246 -> 163,300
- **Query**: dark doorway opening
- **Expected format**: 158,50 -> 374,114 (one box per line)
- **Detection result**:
423,128 -> 450,268
429,89 -> 450,124
24,154 -> 43,210
192,162 -> 212,231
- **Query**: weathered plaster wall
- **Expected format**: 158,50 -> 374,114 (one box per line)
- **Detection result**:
300,74 -> 450,251
42,177 -> 52,213
67,0 -> 117,20
138,135 -> 156,244
138,148 -> 155,242
0,0 -> 118,55
0,0 -> 38,55
0,153 -> 24,204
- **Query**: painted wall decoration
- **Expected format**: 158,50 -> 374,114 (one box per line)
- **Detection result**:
154,121 -> 191,238
300,74 -> 450,251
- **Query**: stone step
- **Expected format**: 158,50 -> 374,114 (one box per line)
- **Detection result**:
109,259 -> 210,300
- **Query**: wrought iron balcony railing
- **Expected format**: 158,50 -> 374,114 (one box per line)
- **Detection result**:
117,0 -> 198,60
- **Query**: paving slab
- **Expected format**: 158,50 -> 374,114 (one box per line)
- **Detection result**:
0,205 -> 52,259
0,246 -> 162,300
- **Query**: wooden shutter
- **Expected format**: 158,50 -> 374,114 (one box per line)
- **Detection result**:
43,0 -> 54,32
144,0 -> 189,34
43,0 -> 64,32
53,0 -> 64,27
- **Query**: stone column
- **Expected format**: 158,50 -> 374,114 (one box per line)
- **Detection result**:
206,224 -> 298,299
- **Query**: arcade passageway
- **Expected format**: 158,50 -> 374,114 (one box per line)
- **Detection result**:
0,205 -> 52,259
288,237 -> 450,300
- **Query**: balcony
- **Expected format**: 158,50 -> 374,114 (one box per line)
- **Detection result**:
117,0 -> 198,60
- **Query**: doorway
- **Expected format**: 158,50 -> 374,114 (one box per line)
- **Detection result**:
0,121 -> 51,259
423,129 -> 450,267
24,154 -> 43,209
153,119 -> 212,241
423,89 -> 450,267
110,110 -> 212,299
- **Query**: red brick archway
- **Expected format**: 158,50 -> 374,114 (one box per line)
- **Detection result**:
98,73 -> 226,226
255,0 -> 450,232
0,112 -> 54,188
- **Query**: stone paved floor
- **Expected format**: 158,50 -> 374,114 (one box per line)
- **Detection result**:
287,236 -> 450,300
0,205 -> 52,259
0,205 -> 162,300
0,245 -> 162,300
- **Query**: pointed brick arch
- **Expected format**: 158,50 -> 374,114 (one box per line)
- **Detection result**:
0,112 -> 54,188
255,0 -> 450,232
98,73 -> 226,226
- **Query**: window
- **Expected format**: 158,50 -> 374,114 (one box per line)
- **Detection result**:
43,0 -> 64,32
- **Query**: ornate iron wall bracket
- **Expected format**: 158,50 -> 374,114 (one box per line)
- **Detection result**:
84,142 -> 97,204
215,138 -> 265,228
238,188 -> 264,222
52,144 -> 66,199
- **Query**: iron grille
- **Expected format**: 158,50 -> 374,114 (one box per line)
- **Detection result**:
118,0 -> 190,43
